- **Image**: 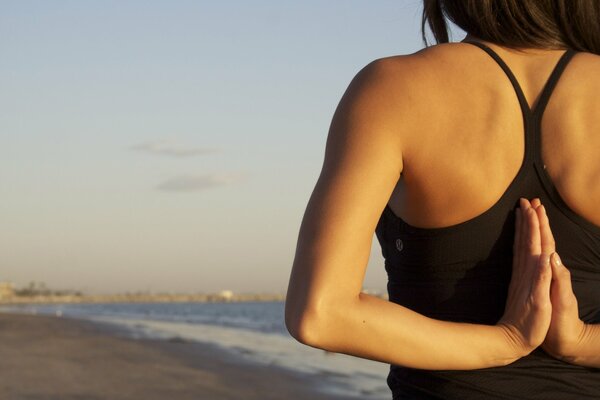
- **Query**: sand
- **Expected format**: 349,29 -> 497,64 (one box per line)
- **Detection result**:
0,312 -> 357,400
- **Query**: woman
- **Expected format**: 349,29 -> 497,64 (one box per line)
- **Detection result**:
285,1 -> 600,398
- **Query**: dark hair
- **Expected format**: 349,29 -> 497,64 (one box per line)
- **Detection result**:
421,0 -> 600,54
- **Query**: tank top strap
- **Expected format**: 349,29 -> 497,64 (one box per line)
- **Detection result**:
532,47 -> 577,120
462,40 -> 532,119
462,40 -> 577,119
531,47 -> 577,170
462,40 -> 577,167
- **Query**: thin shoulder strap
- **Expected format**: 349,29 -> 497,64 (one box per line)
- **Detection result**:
533,47 -> 577,119
462,40 -> 577,119
462,40 -> 532,118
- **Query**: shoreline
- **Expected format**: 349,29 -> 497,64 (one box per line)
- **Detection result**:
0,311 -> 365,400
0,291 -> 388,305
0,293 -> 289,304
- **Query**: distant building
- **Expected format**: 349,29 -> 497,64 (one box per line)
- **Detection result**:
218,290 -> 234,301
0,282 -> 15,300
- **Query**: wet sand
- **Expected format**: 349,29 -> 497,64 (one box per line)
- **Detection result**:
0,312 -> 356,400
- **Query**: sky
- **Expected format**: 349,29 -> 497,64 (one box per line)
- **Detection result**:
1,1 -> 465,295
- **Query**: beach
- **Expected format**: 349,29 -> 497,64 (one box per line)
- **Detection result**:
0,312 -> 364,400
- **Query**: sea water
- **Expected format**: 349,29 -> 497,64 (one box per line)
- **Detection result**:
0,301 -> 391,399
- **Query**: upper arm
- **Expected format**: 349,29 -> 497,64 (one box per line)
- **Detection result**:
285,58 -> 409,342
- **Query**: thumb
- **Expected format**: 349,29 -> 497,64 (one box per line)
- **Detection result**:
550,252 -> 575,303
532,253 -> 552,300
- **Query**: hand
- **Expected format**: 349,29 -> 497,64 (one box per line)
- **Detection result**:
496,198 -> 553,357
528,199 -> 588,362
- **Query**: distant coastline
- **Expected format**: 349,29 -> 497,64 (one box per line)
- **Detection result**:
0,283 -> 388,305
0,292 -> 286,305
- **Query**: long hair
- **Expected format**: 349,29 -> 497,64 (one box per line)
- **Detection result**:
421,0 -> 600,54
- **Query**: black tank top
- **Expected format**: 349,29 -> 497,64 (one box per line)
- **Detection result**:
374,40 -> 600,399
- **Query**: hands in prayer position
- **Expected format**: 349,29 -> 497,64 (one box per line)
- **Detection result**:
497,197 -> 592,364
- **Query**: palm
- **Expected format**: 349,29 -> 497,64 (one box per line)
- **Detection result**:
523,199 -> 586,361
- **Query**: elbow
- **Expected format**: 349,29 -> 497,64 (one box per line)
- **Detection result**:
284,299 -> 323,347
285,297 -> 325,348
284,280 -> 356,349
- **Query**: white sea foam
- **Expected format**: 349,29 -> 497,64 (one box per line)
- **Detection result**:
0,303 -> 391,399
86,315 -> 391,399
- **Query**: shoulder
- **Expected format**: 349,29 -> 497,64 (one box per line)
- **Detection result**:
346,43 -> 474,105
334,43 -> 469,128
569,49 -> 600,66
566,51 -> 600,96
332,47 -> 442,128
329,43 -> 483,153
357,42 -> 468,78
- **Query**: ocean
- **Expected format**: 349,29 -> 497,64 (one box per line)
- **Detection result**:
0,301 -> 391,399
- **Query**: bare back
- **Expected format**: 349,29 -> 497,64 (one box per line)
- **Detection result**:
386,40 -> 600,230
286,37 -> 600,397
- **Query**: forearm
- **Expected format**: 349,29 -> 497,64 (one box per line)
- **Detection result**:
300,292 -> 523,370
566,324 -> 600,368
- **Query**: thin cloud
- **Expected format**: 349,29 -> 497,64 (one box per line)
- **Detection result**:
157,173 -> 246,192
130,140 -> 219,158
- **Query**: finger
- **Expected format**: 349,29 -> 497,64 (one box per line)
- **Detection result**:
526,205 -> 541,254
513,206 -> 522,265
550,252 -> 576,303
532,252 -> 552,302
531,198 -> 541,208
518,198 -> 531,271
520,197 -> 532,211
525,206 -> 542,272
536,204 -> 556,255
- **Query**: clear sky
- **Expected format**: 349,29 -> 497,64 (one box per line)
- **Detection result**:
1,1 -> 465,295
